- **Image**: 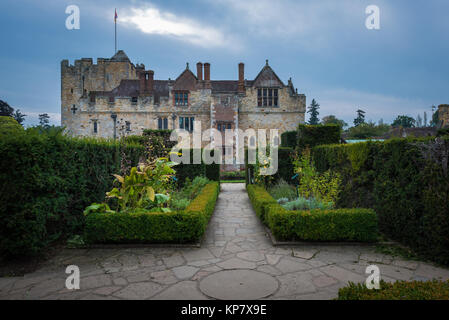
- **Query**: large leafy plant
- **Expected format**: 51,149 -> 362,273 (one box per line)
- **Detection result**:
106,157 -> 177,212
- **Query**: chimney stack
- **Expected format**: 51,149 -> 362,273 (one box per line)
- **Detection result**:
238,62 -> 245,93
204,62 -> 211,88
146,71 -> 154,93
196,62 -> 203,81
139,70 -> 154,93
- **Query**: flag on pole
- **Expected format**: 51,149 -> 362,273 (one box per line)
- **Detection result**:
114,9 -> 118,22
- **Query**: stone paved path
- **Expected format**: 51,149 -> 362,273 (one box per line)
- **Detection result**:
1,183 -> 449,300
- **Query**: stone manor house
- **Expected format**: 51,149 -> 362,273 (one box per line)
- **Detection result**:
61,50 -> 306,152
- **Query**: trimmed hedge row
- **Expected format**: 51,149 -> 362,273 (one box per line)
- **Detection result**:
0,131 -> 144,256
84,182 -> 219,243
337,280 -> 449,300
311,137 -> 449,264
246,185 -> 378,242
266,205 -> 378,242
280,131 -> 297,148
297,124 -> 341,152
246,185 -> 277,223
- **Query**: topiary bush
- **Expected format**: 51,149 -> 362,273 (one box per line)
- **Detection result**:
297,124 -> 341,153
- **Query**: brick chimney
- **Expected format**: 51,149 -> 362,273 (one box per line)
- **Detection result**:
146,71 -> 154,93
196,62 -> 203,81
204,62 -> 211,89
139,70 -> 154,93
238,62 -> 245,93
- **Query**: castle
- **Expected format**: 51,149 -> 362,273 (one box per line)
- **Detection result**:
61,50 -> 306,147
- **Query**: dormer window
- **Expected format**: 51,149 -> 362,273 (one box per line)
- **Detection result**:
174,91 -> 189,106
257,88 -> 278,107
131,97 -> 138,104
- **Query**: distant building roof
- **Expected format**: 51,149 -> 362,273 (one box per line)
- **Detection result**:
110,50 -> 130,62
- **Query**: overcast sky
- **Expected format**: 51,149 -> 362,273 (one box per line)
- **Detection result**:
0,0 -> 448,126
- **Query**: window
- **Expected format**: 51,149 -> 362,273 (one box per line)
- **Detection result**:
93,120 -> 98,133
174,91 -> 189,106
217,122 -> 232,132
125,121 -> 131,132
257,88 -> 278,107
131,97 -> 138,104
179,117 -> 194,132
109,96 -> 115,103
90,94 -> 95,103
70,88 -> 73,94
158,117 -> 168,130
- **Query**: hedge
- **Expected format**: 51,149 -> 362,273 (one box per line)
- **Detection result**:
175,149 -> 221,184
246,185 -> 378,242
84,182 -> 219,243
297,124 -> 341,152
0,131 -> 144,256
246,185 -> 278,223
281,131 -> 297,148
266,205 -> 378,242
311,137 -> 449,264
337,280 -> 449,300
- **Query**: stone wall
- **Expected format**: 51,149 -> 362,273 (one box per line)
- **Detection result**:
438,104 -> 449,128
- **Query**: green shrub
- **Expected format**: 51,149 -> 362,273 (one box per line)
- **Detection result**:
0,116 -> 23,136
337,280 -> 449,300
268,179 -> 297,201
281,131 -> 297,148
266,204 -> 378,242
85,182 -> 219,244
0,131 -> 144,256
297,124 -> 341,152
246,185 -> 278,224
311,137 -> 449,264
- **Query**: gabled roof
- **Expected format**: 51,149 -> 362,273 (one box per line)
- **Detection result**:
252,61 -> 284,88
173,68 -> 198,91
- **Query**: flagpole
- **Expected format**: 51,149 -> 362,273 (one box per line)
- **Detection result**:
114,9 -> 117,54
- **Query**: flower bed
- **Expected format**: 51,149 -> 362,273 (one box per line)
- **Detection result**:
247,185 -> 378,242
337,280 -> 449,300
84,182 -> 219,244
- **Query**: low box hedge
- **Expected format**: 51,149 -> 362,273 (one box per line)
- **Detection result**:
246,185 -> 378,242
84,182 -> 219,244
246,185 -> 278,223
337,280 -> 449,300
266,205 -> 378,242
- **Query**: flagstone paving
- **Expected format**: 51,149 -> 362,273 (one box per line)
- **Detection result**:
1,183 -> 449,300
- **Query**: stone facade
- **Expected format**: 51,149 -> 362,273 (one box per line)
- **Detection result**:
438,104 -> 449,128
61,51 -> 306,146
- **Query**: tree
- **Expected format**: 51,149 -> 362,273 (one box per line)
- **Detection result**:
430,109 -> 440,127
0,100 -> 26,125
307,99 -> 320,125
423,111 -> 428,127
38,113 -> 50,128
346,121 -> 391,139
416,114 -> 423,127
321,115 -> 348,128
392,115 -> 416,128
353,109 -> 366,127
0,100 -> 14,117
13,109 -> 26,125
